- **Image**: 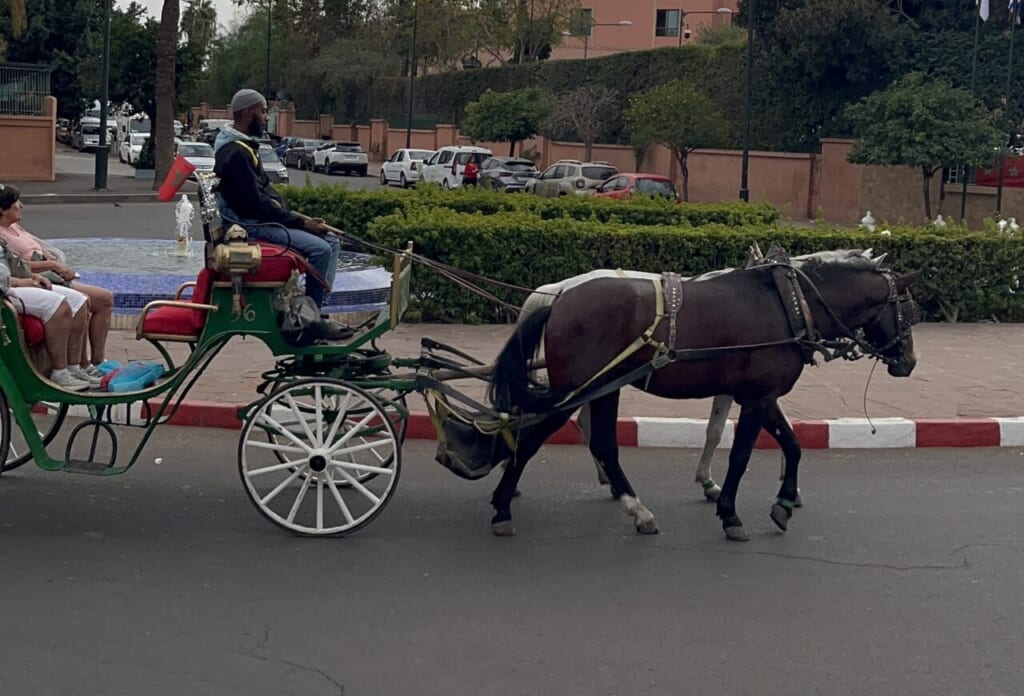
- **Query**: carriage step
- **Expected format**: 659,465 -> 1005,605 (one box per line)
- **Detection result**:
62,459 -> 125,476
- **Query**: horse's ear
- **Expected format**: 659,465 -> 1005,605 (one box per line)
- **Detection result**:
872,252 -> 888,267
861,248 -> 873,259
895,270 -> 921,291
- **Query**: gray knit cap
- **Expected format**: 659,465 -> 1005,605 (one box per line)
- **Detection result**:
230,88 -> 266,114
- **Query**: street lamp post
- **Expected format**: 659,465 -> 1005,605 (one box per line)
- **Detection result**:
93,0 -> 112,191
265,0 -> 272,98
738,0 -> 754,202
677,7 -> 733,46
405,0 -> 418,149
562,19 -> 632,61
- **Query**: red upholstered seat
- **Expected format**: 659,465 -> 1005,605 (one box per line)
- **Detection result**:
223,242 -> 305,283
140,267 -> 215,338
18,315 -> 45,347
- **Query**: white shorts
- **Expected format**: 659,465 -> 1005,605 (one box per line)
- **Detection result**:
7,285 -> 88,322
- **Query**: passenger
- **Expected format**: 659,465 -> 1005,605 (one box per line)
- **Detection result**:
0,246 -> 94,391
0,183 -> 113,379
213,88 -> 351,340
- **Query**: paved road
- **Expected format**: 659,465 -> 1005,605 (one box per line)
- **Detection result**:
1,427 -> 1022,695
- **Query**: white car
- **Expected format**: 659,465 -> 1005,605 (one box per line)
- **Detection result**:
176,141 -> 215,176
312,141 -> 368,176
380,148 -> 435,188
420,145 -> 492,189
119,133 -> 150,164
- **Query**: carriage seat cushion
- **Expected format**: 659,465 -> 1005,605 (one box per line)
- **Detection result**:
140,267 -> 215,337
19,314 -> 45,347
215,242 -> 307,284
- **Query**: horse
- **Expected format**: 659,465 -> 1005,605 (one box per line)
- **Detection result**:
522,267 -> 803,506
488,250 -> 920,540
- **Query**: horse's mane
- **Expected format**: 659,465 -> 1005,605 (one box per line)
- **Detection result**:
795,249 -> 883,273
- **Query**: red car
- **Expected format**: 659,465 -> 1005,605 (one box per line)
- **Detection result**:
592,173 -> 680,202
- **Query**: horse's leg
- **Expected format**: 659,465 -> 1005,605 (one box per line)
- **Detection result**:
578,401 -> 611,487
715,403 -> 763,542
762,401 -> 801,532
774,405 -> 803,508
490,413 -> 571,537
587,391 -> 657,533
695,394 -> 732,502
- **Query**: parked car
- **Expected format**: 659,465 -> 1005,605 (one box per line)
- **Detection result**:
380,148 -> 435,188
197,118 -> 232,145
477,156 -> 540,192
119,132 -> 150,164
313,141 -> 368,176
71,122 -> 102,152
528,159 -> 618,197
176,141 -> 216,177
56,118 -> 72,144
592,173 -> 680,202
275,136 -> 303,160
259,144 -> 290,184
419,145 -> 492,189
284,139 -> 328,169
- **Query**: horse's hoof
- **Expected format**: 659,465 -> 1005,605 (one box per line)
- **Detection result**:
636,519 -> 659,535
492,520 -> 517,537
610,487 -> 625,501
724,525 -> 750,542
702,482 -> 722,503
770,502 -> 792,532
793,490 -> 803,508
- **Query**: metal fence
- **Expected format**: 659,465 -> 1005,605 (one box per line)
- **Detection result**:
0,63 -> 52,116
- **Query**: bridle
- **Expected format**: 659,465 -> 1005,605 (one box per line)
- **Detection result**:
791,265 -> 921,367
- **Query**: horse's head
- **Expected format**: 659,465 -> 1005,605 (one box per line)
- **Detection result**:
798,250 -> 921,377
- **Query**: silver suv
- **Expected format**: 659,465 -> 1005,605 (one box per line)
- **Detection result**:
528,160 -> 618,197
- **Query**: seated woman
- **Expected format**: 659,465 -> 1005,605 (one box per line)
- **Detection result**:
0,253 -> 94,391
0,183 -> 113,378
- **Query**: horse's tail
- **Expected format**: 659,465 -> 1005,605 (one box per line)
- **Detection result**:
489,305 -> 553,413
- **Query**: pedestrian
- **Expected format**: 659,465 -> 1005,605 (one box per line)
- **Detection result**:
462,158 -> 479,187
213,88 -> 350,340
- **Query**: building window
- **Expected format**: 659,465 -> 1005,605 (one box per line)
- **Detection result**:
570,8 -> 594,36
656,9 -> 680,37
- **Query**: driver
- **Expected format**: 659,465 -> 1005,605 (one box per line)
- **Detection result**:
213,88 -> 351,340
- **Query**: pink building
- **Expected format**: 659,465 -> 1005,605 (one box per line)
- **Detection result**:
550,0 -> 739,61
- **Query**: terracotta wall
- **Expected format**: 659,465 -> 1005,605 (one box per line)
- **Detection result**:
0,96 -> 56,181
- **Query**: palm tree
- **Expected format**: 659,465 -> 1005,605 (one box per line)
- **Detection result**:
153,0 -> 181,188
181,0 -> 217,65
8,0 -> 26,37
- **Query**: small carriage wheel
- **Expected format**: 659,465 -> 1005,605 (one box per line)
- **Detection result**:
239,379 -> 402,537
0,390 -> 11,475
2,401 -> 69,473
266,386 -> 407,487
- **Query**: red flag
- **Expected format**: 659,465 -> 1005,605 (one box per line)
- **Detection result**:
157,154 -> 197,202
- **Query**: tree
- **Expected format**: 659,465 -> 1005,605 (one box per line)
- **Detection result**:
181,0 -> 217,67
542,86 -> 619,161
153,0 -> 181,186
473,0 -> 580,65
625,80 -> 730,201
845,72 -> 1005,220
461,88 -> 548,155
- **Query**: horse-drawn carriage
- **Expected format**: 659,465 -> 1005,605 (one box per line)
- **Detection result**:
0,174 -> 922,540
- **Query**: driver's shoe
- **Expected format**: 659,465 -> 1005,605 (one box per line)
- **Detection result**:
311,319 -> 354,341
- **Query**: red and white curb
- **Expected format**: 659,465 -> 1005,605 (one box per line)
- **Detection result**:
67,402 -> 1024,448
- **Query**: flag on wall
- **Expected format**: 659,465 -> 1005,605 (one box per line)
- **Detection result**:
981,0 -> 990,20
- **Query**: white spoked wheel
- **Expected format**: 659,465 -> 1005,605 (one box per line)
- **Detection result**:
267,386 -> 407,487
239,379 -> 401,537
3,401 -> 68,473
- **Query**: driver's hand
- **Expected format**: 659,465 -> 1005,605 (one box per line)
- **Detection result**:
303,217 -> 330,236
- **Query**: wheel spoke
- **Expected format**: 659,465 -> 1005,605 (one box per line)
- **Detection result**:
316,478 -> 325,530
285,470 -> 311,523
325,469 -> 356,525
259,465 -> 306,506
332,437 -> 395,458
247,458 -> 309,477
327,411 -> 378,455
330,459 -> 394,477
330,462 -> 381,505
247,439 -> 308,456
283,393 -> 319,447
257,412 -> 310,451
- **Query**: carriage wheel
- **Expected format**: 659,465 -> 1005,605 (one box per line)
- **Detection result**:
2,401 -> 69,473
266,387 -> 407,487
0,390 -> 11,476
239,379 -> 401,536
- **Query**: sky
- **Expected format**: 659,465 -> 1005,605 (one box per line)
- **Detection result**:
117,0 -> 247,33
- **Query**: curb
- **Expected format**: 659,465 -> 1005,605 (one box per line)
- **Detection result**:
67,401 -> 1024,448
20,192 -> 162,205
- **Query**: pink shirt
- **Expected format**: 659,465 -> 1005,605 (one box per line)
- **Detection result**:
0,223 -> 44,258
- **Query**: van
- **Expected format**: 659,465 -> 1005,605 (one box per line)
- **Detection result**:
419,145 -> 492,189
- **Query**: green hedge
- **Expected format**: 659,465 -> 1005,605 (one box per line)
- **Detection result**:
280,185 -> 780,237
361,208 -> 1024,324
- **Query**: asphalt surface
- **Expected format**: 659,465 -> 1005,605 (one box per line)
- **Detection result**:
1,426 -> 1022,695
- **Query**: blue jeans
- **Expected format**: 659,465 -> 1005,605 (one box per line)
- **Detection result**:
245,223 -> 340,307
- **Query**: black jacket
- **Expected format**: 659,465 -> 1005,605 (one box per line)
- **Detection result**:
214,135 -> 305,229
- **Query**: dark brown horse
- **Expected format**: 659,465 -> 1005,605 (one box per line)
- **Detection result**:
488,251 -> 920,540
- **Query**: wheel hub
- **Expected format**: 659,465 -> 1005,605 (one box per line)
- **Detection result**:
309,454 -> 328,472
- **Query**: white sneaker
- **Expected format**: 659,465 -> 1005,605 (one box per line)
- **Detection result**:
71,366 -> 103,389
50,370 -> 91,392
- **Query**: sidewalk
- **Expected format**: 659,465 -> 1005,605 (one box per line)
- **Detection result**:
97,321 -> 1024,449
